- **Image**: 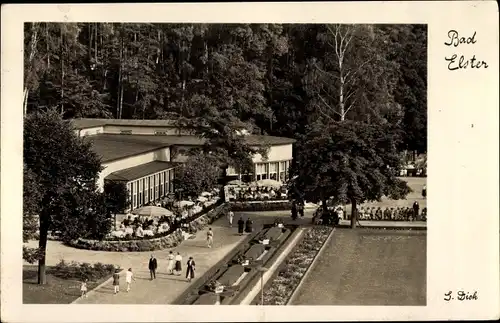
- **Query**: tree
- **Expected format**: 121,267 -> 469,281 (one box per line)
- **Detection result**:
23,109 -> 104,284
174,152 -> 221,198
290,120 -> 411,228
104,180 -> 130,227
303,24 -> 402,125
23,165 -> 43,263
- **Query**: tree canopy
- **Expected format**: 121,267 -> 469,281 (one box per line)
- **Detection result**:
23,109 -> 110,283
290,120 -> 411,227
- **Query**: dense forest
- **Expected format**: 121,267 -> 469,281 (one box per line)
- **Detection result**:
24,23 -> 427,154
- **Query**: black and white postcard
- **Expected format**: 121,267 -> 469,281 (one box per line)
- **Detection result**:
1,1 -> 498,322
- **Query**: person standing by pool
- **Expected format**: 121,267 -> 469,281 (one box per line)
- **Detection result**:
227,209 -> 234,227
149,254 -> 158,280
112,269 -> 120,294
207,228 -> 214,248
245,218 -> 253,233
237,217 -> 245,235
167,251 -> 175,274
412,201 -> 420,220
175,252 -> 183,276
186,257 -> 196,282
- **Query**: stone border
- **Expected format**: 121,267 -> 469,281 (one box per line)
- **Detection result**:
172,229 -> 261,305
238,228 -> 306,305
67,204 -> 228,252
71,268 -> 124,304
286,226 -> 336,305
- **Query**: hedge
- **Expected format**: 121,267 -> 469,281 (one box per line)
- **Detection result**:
193,293 -> 219,305
67,204 -> 229,252
244,244 -> 265,260
229,200 -> 292,212
50,260 -> 117,281
218,265 -> 245,287
264,227 -> 284,241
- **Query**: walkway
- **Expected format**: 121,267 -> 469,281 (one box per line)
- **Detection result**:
70,216 -> 249,304
24,209 -> 425,304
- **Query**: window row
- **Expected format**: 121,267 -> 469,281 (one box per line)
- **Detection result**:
126,169 -> 175,210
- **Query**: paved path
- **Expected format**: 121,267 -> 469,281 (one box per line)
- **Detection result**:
24,209 -> 425,304
72,216 -> 250,304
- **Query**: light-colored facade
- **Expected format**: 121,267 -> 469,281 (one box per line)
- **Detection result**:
72,118 -> 295,210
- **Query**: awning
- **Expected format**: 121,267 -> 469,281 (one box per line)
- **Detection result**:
105,161 -> 180,182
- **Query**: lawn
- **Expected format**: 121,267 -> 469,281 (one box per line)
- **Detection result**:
23,265 -> 111,304
345,177 -> 427,212
291,228 -> 426,306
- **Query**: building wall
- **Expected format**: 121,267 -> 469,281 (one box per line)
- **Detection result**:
97,147 -> 171,190
252,144 -> 293,163
78,126 -> 104,137
102,125 -> 193,136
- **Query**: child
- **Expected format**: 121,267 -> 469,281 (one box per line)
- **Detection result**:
207,228 -> 214,248
112,269 -> 120,294
80,278 -> 88,298
126,268 -> 135,292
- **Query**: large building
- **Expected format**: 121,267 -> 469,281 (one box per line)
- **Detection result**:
72,118 -> 295,210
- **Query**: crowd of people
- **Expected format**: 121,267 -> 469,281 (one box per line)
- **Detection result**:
227,186 -> 287,201
87,250 -> 201,297
108,193 -> 220,239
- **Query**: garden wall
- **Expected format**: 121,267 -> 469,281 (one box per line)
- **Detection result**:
67,204 -> 229,252
229,200 -> 292,212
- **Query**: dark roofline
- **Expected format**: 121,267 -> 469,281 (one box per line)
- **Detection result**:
71,118 -> 180,130
100,143 -> 172,163
105,161 -> 182,182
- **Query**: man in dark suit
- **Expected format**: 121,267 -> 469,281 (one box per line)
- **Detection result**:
149,254 -> 158,280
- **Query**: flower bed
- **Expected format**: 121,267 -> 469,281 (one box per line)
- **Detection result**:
67,204 -> 229,252
256,226 -> 333,305
230,200 -> 292,212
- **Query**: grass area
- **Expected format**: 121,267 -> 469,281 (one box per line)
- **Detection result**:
291,228 -> 426,305
345,177 -> 427,212
23,265 -> 111,304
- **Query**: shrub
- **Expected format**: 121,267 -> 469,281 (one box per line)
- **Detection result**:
218,265 -> 245,287
50,259 -> 117,281
244,244 -> 265,260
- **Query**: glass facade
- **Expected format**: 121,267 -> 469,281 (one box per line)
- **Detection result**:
122,168 -> 175,211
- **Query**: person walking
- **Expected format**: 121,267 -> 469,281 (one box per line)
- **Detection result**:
422,185 -> 427,199
237,217 -> 245,235
207,228 -> 214,248
149,254 -> 158,280
186,257 -> 196,282
174,252 -> 183,276
126,268 -> 136,292
412,201 -> 420,220
80,278 -> 88,298
244,218 -> 253,233
167,251 -> 175,275
228,209 -> 234,227
112,269 -> 120,294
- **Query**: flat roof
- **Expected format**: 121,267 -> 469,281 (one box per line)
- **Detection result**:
105,161 -> 180,181
71,118 -> 178,130
84,135 -> 172,163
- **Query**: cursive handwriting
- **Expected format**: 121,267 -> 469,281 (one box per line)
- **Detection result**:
444,30 -> 488,71
444,30 -> 477,47
444,290 -> 479,301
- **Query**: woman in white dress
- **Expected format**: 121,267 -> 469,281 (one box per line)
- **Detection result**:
174,252 -> 183,276
167,251 -> 175,275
